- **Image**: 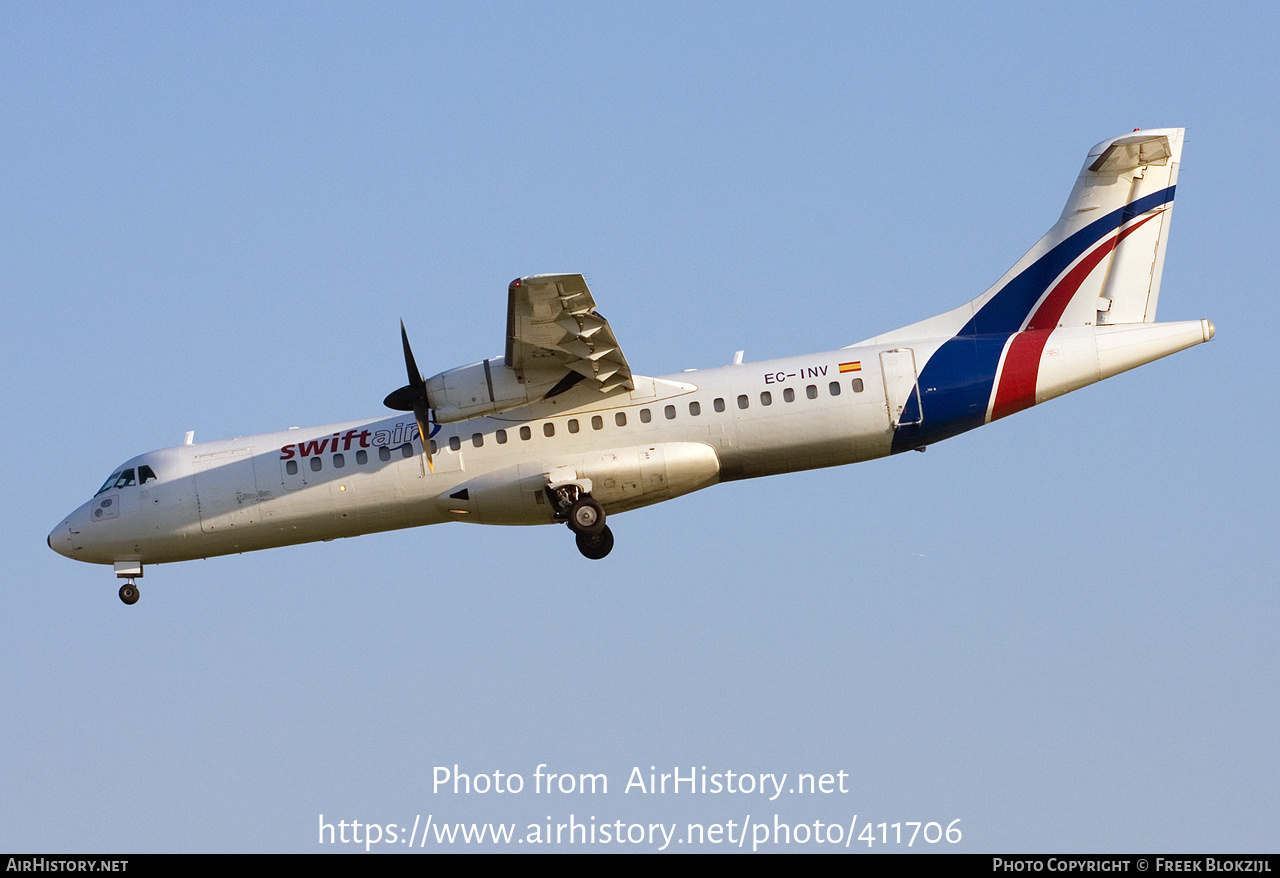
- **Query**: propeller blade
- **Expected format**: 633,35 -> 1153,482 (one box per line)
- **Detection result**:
415,408 -> 434,475
383,320 -> 435,474
401,320 -> 423,388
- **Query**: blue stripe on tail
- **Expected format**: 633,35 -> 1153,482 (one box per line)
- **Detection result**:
890,186 -> 1174,453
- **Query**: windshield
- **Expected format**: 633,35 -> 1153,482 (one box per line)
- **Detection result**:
95,472 -> 122,496
95,468 -> 136,495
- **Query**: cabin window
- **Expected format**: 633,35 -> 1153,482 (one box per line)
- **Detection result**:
429,440 -> 438,454
472,433 -> 483,447
829,381 -> 841,396
737,394 -> 749,410
615,411 -> 627,427
592,415 -> 603,430
664,405 -> 676,420
760,391 -> 772,406
333,453 -> 345,468
310,457 -> 322,472
449,436 -> 461,451
689,401 -> 701,416
496,429 -> 508,444
138,465 -> 157,484
286,460 -> 298,475
851,378 -> 864,393
400,443 -> 414,458
784,387 -> 795,403
520,426 -> 532,441
543,422 -> 555,438
356,450 -> 368,464
806,384 -> 818,399
640,408 -> 651,423
379,446 -> 391,461
714,397 -> 726,413
568,419 -> 580,434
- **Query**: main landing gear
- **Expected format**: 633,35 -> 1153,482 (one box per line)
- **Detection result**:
119,579 -> 140,605
549,485 -> 614,560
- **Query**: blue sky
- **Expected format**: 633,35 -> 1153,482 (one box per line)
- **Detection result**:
3,2 -> 1277,852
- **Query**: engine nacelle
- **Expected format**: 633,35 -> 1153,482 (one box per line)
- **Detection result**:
425,357 -> 561,424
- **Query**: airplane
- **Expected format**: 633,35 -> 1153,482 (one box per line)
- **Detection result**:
49,128 -> 1214,605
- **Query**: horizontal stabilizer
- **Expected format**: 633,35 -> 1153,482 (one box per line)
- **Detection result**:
1088,133 -> 1172,174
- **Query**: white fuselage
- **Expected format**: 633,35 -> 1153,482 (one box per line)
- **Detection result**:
49,345 -> 899,567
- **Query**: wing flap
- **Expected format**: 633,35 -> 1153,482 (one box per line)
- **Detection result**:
507,274 -> 635,395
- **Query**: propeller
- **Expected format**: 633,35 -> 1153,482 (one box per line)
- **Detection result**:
383,320 -> 435,473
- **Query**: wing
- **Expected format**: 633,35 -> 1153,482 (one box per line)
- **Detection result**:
506,274 -> 634,394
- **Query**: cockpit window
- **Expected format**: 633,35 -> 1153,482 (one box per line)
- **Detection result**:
95,468 -> 137,495
96,472 -> 123,495
139,465 -> 157,485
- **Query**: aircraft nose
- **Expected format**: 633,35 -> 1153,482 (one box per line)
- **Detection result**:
48,521 -> 71,558
47,510 -> 82,560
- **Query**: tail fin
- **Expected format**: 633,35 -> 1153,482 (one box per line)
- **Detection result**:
865,128 -> 1183,346
868,129 -> 1195,453
1057,128 -> 1183,325
970,127 -> 1183,335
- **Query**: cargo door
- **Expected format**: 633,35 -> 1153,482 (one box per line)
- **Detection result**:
880,348 -> 923,427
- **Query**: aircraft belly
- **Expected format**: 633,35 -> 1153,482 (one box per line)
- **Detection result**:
424,462 -> 552,525
730,402 -> 887,480
593,442 -> 720,513
436,442 -> 721,525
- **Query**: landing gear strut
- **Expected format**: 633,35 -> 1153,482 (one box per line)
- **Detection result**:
119,580 -> 140,605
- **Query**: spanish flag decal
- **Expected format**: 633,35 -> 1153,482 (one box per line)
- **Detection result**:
838,361 -> 862,373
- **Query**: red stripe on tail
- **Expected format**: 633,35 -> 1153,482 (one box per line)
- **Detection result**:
990,212 -> 1163,421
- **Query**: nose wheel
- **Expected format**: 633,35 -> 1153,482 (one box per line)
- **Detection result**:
118,580 -> 140,605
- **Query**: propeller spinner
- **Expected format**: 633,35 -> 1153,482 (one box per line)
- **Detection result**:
383,320 -> 435,473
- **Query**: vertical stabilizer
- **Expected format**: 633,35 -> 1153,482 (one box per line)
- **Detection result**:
863,128 -> 1183,347
865,128 -> 1197,454
979,127 -> 1184,334
1069,129 -> 1182,325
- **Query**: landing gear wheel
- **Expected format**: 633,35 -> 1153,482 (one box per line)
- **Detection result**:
576,525 -> 614,560
119,581 -> 140,605
566,496 -> 606,537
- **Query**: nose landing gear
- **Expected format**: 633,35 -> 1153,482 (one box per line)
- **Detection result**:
113,562 -> 143,605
